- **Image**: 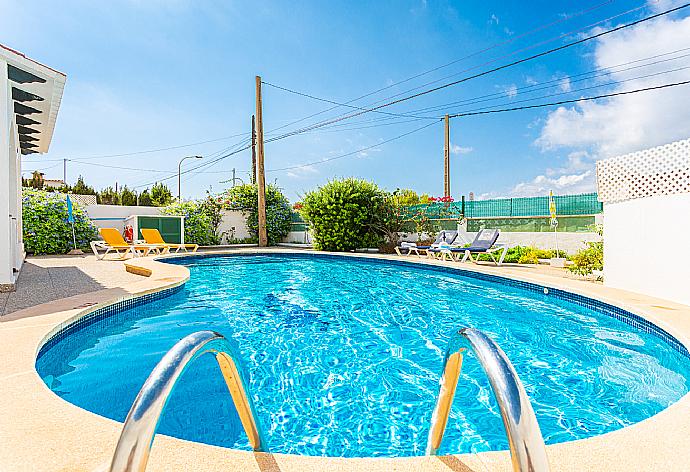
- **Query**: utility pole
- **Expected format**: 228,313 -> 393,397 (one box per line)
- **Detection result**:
251,114 -> 257,185
255,76 -> 268,247
63,158 -> 67,185
444,114 -> 450,198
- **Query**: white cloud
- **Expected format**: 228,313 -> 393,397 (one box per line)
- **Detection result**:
500,84 -> 518,98
450,144 -> 473,155
504,27 -> 514,36
536,14 -> 690,158
510,170 -> 594,197
489,14 -> 499,25
285,165 -> 318,179
648,0 -> 687,13
558,76 -> 571,92
511,12 -> 690,198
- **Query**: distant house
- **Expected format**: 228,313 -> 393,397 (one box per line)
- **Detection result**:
1,44 -> 66,290
39,175 -> 65,189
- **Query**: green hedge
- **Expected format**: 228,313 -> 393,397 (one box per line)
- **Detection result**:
299,178 -> 386,251
22,189 -> 98,255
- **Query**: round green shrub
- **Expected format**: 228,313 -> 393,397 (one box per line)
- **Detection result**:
22,189 -> 98,255
162,197 -> 222,246
221,184 -> 292,246
299,178 -> 387,251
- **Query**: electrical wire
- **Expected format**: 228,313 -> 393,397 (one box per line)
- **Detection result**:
262,81 -> 449,120
262,0 -> 619,135
260,3 -> 690,142
266,79 -> 690,173
267,120 -> 440,172
394,46 -> 690,116
446,65 -> 690,116
132,138 -> 253,189
446,79 -> 690,118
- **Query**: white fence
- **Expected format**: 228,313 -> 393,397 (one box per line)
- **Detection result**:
598,138 -> 690,306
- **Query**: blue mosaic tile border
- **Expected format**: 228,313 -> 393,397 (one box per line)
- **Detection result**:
166,252 -> 690,359
36,284 -> 184,361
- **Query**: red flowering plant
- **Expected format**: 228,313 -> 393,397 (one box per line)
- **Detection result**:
428,195 -> 454,203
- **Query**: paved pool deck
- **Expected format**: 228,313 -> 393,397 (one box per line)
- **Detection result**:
1,248 -> 689,471
0,255 -> 143,316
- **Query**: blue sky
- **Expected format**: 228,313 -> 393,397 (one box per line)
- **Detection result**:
5,0 -> 690,201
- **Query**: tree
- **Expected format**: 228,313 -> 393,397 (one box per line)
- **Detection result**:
72,176 -> 97,195
120,186 -> 137,206
27,171 -> 44,190
151,182 -> 173,206
222,184 -> 292,245
368,191 -> 409,247
138,189 -> 153,206
98,186 -> 120,205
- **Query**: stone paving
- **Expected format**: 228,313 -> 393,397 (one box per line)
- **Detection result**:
0,254 -> 143,316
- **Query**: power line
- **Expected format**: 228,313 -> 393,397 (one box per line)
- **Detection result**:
261,3 -> 690,142
261,81 -> 437,120
263,1 -> 653,137
266,79 -> 690,173
264,46 -> 690,135
342,2 -> 653,112
447,79 -> 690,118
394,46 -> 690,116
262,0 -> 618,135
24,131 -> 251,163
195,5 -> 689,177
132,138 -> 253,189
267,120 -> 440,172
446,65 -> 690,116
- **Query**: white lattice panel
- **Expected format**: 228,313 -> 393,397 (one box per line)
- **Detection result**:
596,138 -> 690,203
69,194 -> 97,206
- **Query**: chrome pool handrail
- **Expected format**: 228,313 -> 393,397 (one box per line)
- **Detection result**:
426,328 -> 550,472
109,330 -> 266,472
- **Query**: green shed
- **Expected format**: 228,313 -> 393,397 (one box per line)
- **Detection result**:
124,215 -> 185,244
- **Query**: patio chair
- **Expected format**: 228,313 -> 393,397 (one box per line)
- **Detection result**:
453,229 -> 507,266
395,230 -> 458,257
140,228 -> 199,253
90,228 -> 166,260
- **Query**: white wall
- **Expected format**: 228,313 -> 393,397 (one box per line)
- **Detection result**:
0,58 -> 13,287
604,193 -> 690,306
86,205 -> 162,232
218,210 -> 251,243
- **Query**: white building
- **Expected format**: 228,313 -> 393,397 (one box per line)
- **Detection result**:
1,45 -> 65,290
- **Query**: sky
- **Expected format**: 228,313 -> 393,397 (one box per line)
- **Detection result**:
4,0 -> 690,201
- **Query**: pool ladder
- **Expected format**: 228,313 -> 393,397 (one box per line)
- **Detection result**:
108,330 -> 267,472
427,328 -> 550,472
109,329 -> 548,472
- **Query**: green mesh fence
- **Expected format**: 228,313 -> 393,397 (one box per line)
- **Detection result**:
293,193 -> 602,234
412,192 -> 602,218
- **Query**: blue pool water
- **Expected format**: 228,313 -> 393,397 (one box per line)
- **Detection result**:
36,254 -> 690,457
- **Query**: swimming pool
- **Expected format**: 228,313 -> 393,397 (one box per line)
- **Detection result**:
36,253 -> 690,458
